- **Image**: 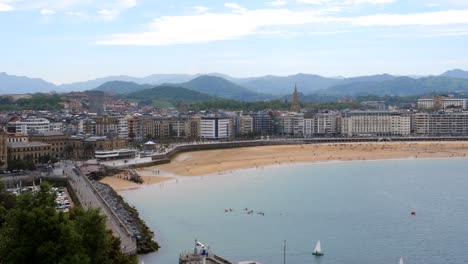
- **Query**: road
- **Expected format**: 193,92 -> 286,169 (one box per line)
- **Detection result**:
62,162 -> 137,255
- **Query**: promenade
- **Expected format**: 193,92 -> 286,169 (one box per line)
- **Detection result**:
63,162 -> 137,255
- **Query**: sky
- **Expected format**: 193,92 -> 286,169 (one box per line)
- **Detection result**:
1,0 -> 468,84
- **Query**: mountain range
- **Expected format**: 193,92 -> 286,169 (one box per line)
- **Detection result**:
2,70 -> 468,101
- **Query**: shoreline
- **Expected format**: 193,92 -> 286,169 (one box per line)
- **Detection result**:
101,141 -> 468,190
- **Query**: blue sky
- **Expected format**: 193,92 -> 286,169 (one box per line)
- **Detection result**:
1,0 -> 468,84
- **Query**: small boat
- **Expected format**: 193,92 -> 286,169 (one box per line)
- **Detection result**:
399,257 -> 404,264
312,240 -> 324,256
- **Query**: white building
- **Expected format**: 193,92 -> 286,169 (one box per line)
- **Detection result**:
12,118 -> 50,135
200,117 -> 231,139
118,117 -> 128,139
279,112 -> 304,136
341,111 -> 410,137
418,98 -> 468,110
303,113 -> 337,136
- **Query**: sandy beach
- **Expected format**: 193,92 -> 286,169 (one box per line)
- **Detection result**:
100,175 -> 172,191
101,141 -> 468,190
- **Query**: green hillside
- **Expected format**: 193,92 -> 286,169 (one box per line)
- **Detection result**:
126,85 -> 217,106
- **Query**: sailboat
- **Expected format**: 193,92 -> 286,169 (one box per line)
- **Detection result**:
312,240 -> 324,256
399,257 -> 404,264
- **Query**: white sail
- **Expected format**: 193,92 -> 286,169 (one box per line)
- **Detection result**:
399,257 -> 404,264
314,240 -> 322,253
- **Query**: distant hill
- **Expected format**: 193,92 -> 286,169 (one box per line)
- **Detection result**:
441,69 -> 468,79
173,75 -> 270,101
59,74 -> 198,91
233,73 -> 397,95
236,74 -> 342,95
323,76 -> 468,96
94,81 -> 151,94
126,85 -> 217,106
0,72 -> 57,94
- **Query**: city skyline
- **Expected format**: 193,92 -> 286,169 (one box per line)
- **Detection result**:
1,0 -> 468,84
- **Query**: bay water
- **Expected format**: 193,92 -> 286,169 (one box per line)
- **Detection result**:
121,158 -> 468,264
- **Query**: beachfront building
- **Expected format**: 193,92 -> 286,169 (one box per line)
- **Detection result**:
341,111 -> 411,137
279,112 -> 304,136
11,117 -> 50,135
239,114 -> 254,135
413,111 -> 468,135
303,112 -> 338,136
200,116 -> 231,140
67,135 -> 127,160
253,111 -> 274,135
418,98 -> 468,110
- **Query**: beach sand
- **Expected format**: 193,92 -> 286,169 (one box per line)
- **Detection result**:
100,175 -> 173,191
101,141 -> 468,190
154,141 -> 468,176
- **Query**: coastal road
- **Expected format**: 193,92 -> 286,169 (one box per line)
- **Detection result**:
63,162 -> 137,255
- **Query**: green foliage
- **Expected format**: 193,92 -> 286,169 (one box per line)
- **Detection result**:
7,158 -> 36,171
325,76 -> 468,96
304,101 -> 362,110
0,182 -> 135,264
126,85 -> 217,105
190,99 -> 291,111
177,75 -> 267,101
94,81 -> 151,94
0,94 -> 64,111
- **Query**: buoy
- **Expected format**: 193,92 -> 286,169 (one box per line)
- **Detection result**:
411,211 -> 416,215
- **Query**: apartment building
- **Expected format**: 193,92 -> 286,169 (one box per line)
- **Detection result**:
413,111 -> 468,135
303,113 -> 338,136
200,116 -> 231,140
12,118 -> 50,135
341,111 -> 411,137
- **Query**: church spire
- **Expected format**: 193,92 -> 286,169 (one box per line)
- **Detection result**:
291,83 -> 301,113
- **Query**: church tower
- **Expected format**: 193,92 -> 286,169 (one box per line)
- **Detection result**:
291,84 -> 301,113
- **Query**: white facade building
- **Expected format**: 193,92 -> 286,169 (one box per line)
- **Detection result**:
279,112 -> 304,136
13,118 -> 50,135
303,113 -> 337,136
200,117 -> 231,139
118,117 -> 128,139
341,111 -> 410,137
418,98 -> 468,110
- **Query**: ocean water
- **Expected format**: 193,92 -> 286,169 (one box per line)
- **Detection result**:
121,158 -> 468,264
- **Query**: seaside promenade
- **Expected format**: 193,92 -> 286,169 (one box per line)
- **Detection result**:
62,162 -> 137,255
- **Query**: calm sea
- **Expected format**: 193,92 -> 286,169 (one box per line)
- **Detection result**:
121,158 -> 468,264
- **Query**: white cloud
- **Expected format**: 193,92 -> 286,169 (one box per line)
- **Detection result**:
224,2 -> 247,13
40,9 -> 55,15
297,0 -> 333,4
343,0 -> 396,4
97,8 -> 119,20
193,5 -> 210,13
0,0 -> 14,11
96,7 -> 468,46
268,0 -> 288,6
298,0 -> 396,4
352,10 -> 468,26
96,8 -> 340,45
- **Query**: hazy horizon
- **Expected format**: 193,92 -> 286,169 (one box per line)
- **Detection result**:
1,0 -> 468,84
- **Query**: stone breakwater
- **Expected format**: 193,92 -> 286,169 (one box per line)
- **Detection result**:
92,180 -> 159,254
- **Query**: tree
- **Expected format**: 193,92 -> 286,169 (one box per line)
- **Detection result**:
0,182 -> 136,264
